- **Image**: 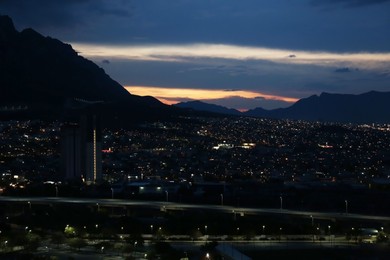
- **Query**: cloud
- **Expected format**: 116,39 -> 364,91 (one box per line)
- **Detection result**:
177,64 -> 250,77
102,59 -> 110,64
334,67 -> 352,73
124,86 -> 298,108
0,0 -> 132,29
206,96 -> 292,110
124,87 -> 294,110
311,0 -> 390,7
72,43 -> 390,71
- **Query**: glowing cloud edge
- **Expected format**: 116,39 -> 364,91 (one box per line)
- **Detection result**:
125,86 -> 299,108
72,43 -> 390,69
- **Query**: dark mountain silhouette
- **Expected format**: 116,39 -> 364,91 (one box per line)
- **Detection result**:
245,91 -> 390,123
0,15 -> 169,124
175,101 -> 241,116
1,15 -> 389,124
175,91 -> 390,123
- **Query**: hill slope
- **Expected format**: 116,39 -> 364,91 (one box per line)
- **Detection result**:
175,91 -> 390,123
0,15 -> 168,123
244,91 -> 390,123
175,101 -> 241,116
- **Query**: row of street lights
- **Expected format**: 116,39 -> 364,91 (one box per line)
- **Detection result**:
48,186 -> 350,214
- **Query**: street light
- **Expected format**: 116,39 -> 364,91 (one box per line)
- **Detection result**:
220,194 -> 223,206
280,195 -> 283,210
345,200 -> 348,214
55,185 -> 58,197
111,188 -> 114,199
262,225 -> 265,234
133,241 -> 138,258
150,225 -> 154,234
309,215 -> 314,242
165,191 -> 169,202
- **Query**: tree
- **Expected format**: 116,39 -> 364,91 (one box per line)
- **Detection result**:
126,233 -> 144,247
154,242 -> 181,260
64,225 -> 77,237
191,229 -> 202,241
68,237 -> 87,251
51,232 -> 66,248
377,232 -> 388,243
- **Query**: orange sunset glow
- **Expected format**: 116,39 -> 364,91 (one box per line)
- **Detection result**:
125,86 -> 299,107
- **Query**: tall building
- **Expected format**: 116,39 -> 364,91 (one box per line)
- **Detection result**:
61,110 -> 102,184
80,113 -> 102,184
60,123 -> 81,181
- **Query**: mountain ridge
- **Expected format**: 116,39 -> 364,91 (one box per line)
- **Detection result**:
175,100 -> 242,116
1,15 -> 389,124
176,91 -> 390,123
0,15 -> 171,124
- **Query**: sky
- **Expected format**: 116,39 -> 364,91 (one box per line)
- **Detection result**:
1,0 -> 390,110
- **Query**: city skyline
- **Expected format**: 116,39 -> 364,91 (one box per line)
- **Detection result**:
1,0 -> 390,110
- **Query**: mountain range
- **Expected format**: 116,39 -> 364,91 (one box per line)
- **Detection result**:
1,15 -> 389,124
176,91 -> 390,123
0,15 -> 171,124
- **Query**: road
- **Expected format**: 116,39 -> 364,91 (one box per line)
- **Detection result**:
0,196 -> 389,222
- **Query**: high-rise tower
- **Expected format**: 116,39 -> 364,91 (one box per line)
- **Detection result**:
60,123 -> 81,181
80,113 -> 102,184
61,106 -> 102,184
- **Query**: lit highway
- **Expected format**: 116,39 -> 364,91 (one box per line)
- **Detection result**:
0,196 -> 389,222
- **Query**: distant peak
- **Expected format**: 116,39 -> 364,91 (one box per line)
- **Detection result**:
21,28 -> 44,39
319,92 -> 332,97
0,15 -> 17,38
302,94 -> 319,100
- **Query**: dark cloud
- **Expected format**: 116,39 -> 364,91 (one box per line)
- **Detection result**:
288,54 -> 296,58
102,59 -> 110,64
206,96 -> 292,110
311,0 -> 390,7
379,70 -> 390,77
178,64 -> 250,76
0,0 -> 132,29
334,67 -> 352,73
224,89 -> 243,92
334,67 -> 360,73
1,0 -> 389,52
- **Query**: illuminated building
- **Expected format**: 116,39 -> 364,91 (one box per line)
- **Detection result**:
61,108 -> 102,184
80,112 -> 102,184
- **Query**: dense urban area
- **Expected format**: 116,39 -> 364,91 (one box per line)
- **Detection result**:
0,116 -> 390,259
